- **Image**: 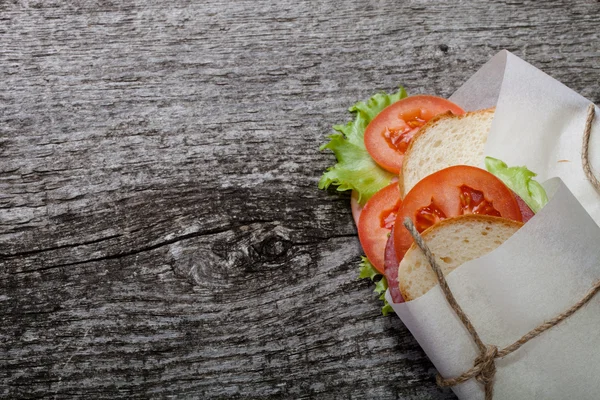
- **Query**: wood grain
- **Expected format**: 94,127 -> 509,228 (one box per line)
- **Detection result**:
1,0 -> 599,398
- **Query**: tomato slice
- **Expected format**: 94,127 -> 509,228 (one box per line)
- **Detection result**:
364,95 -> 465,174
393,166 -> 522,261
358,183 -> 402,274
351,177 -> 399,227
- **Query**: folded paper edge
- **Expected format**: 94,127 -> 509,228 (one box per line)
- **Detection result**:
449,49 -> 508,111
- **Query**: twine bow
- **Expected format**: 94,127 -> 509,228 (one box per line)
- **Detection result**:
402,104 -> 600,400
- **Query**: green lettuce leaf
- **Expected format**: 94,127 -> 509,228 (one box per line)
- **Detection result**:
485,157 -> 549,213
319,88 -> 407,205
358,257 -> 393,316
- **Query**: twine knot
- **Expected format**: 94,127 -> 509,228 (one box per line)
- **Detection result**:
435,344 -> 499,389
474,345 -> 498,386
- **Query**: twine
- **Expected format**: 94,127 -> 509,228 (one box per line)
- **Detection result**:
404,218 -> 600,399
401,103 -> 600,400
583,104 -> 600,194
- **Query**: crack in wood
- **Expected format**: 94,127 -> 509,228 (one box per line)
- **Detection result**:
0,234 -> 124,258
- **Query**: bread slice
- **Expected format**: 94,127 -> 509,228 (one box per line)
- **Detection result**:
398,215 -> 522,301
399,108 -> 495,198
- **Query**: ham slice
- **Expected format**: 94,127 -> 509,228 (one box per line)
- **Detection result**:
384,225 -> 404,303
514,191 -> 535,223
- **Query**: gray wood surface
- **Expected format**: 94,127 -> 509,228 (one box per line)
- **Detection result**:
1,0 -> 599,398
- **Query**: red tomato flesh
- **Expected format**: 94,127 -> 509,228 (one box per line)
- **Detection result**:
364,95 -> 465,174
393,166 -> 522,261
357,183 -> 402,274
351,177 -> 398,227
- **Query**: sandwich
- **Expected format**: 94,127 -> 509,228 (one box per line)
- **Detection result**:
319,88 -> 548,310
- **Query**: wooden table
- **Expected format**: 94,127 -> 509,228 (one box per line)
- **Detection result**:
2,1 -> 599,398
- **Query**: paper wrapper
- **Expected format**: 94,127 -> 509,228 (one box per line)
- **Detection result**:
386,51 -> 600,399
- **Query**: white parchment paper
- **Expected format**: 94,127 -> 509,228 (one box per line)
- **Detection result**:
451,50 -> 600,224
387,51 -> 600,399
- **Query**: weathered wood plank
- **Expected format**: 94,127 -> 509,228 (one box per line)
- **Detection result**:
1,0 -> 599,398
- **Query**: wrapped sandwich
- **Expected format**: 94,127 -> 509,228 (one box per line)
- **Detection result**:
320,50 -> 600,399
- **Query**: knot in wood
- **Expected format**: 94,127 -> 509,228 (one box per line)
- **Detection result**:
474,345 -> 498,386
256,235 -> 291,260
